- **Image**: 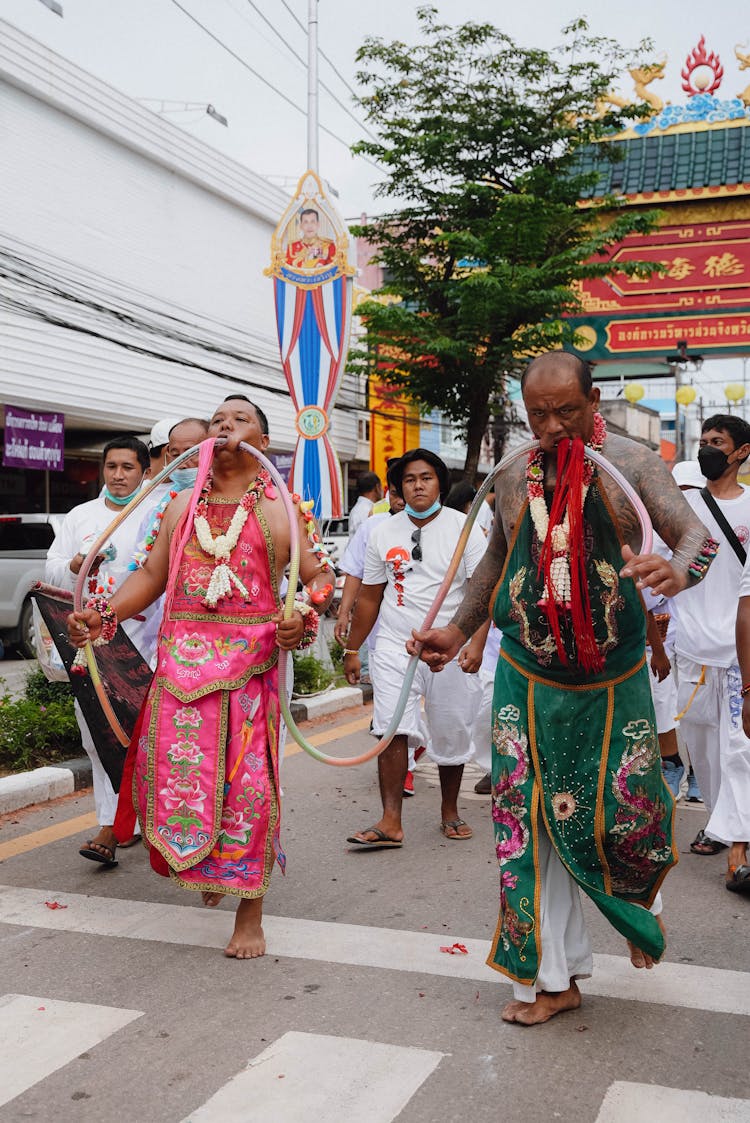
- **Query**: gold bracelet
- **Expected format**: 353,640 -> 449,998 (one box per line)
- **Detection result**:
342,648 -> 359,656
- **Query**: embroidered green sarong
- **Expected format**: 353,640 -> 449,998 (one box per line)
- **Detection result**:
487,480 -> 677,985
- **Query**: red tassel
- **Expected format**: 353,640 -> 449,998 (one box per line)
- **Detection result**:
538,438 -> 604,674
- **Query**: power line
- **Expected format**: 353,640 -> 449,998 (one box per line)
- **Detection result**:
169,0 -> 381,171
277,0 -> 360,103
238,0 -> 378,143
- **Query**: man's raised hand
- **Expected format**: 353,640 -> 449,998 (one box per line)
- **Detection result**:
620,545 -> 686,598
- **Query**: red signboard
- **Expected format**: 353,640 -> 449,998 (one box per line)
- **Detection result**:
578,220 -> 750,315
604,313 -> 750,353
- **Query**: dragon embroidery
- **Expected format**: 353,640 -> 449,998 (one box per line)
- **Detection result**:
508,567 -> 557,665
594,559 -> 625,656
609,719 -> 672,894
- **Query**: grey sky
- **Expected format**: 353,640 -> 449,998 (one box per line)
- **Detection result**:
4,0 -> 749,397
5,0 -> 747,213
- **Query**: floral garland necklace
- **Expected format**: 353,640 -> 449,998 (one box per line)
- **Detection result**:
526,411 -> 607,607
194,468 -> 272,608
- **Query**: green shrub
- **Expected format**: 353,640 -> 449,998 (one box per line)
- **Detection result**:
329,639 -> 344,669
292,652 -> 334,695
0,671 -> 79,773
23,668 -> 73,705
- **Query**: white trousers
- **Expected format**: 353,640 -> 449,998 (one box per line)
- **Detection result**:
647,660 -> 678,735
470,669 -> 494,773
512,816 -> 662,1003
675,656 -> 750,844
371,648 -> 479,765
74,700 -> 119,827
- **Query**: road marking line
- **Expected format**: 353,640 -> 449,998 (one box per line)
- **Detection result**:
0,715 -> 371,857
283,712 -> 372,757
0,812 -> 97,862
181,1031 -> 444,1123
1,884 -> 748,1017
596,1081 -> 750,1122
0,993 -> 142,1109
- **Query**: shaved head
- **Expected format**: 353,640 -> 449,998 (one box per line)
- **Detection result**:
522,351 -> 593,395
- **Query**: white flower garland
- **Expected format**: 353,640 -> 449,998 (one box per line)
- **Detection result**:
193,470 -> 269,609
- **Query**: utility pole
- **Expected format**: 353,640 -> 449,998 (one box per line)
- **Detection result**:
307,0 -> 319,172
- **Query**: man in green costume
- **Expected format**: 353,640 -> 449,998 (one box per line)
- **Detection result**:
411,352 -> 715,1025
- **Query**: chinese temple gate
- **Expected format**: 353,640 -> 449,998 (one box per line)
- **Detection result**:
567,39 -> 750,376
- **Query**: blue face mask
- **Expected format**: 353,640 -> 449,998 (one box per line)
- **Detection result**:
103,485 -> 141,507
169,466 -> 199,491
404,498 -> 442,520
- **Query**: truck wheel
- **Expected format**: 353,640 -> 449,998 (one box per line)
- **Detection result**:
19,599 -> 36,660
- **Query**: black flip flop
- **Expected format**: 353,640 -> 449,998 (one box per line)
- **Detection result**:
79,841 -> 118,867
690,829 -> 727,856
346,827 -> 402,850
726,865 -> 750,895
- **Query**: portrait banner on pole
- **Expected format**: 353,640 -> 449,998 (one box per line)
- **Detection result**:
266,170 -> 355,519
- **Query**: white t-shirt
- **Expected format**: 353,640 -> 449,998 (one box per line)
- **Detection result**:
739,548 -> 750,598
339,512 -> 389,652
363,507 -> 487,654
348,495 -> 374,538
45,494 -> 163,666
476,500 -> 494,538
339,512 -> 388,579
672,486 -> 750,667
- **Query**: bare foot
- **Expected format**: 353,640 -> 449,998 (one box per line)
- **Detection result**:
224,897 -> 265,959
627,913 -> 666,969
501,980 -> 581,1026
202,891 -> 224,908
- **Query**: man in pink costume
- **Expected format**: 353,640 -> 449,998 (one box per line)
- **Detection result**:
69,398 -> 332,959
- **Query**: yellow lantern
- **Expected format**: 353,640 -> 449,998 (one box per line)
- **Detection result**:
724,383 -> 745,404
623,382 -> 645,403
675,385 -> 697,406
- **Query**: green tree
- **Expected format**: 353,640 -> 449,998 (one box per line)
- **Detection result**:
351,8 -> 660,477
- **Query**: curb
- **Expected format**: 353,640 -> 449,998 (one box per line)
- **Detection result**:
0,756 -> 93,816
289,683 -> 371,722
0,686 -> 372,815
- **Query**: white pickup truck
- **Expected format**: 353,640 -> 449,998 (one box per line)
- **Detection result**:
0,514 -> 63,657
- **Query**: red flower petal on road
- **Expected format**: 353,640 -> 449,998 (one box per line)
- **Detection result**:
439,942 -> 468,955
44,901 -> 67,910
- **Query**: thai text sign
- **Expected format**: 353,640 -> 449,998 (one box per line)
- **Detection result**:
578,220 -> 750,316
3,406 -> 64,471
568,309 -> 750,363
605,313 -> 750,352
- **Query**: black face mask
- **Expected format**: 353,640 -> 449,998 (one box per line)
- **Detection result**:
697,445 -> 731,482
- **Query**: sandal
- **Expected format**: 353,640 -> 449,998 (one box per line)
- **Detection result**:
690,829 -> 727,856
440,818 -> 473,840
726,865 -> 750,895
79,840 -> 118,867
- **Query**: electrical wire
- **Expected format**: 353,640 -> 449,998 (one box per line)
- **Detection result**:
276,0 -> 361,103
169,0 -> 382,171
2,247 -> 466,434
238,0 -> 378,143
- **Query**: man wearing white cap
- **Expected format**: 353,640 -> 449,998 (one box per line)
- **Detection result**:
146,418 -> 181,498
671,459 -> 707,490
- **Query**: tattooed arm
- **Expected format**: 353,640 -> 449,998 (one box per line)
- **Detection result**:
604,436 -> 713,596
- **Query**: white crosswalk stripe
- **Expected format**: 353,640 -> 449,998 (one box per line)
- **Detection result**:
180,1032 -> 445,1123
1,883 -> 749,1017
596,1081 -> 750,1122
0,993 -> 142,1109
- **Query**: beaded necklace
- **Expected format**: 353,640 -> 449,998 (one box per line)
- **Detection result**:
194,468 -> 272,608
